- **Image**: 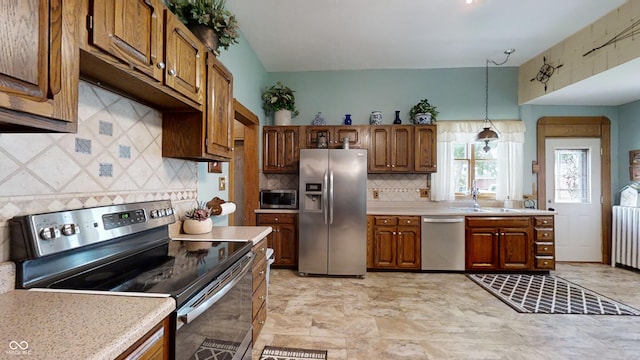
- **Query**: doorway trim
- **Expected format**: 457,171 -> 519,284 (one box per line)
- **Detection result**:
229,99 -> 259,226
536,116 -> 611,264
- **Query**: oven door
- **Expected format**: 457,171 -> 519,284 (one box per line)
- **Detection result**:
174,254 -> 254,360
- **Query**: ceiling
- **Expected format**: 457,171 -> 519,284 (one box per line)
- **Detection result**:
227,0 -> 638,106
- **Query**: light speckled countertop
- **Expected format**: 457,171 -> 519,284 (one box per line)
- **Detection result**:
171,226 -> 273,244
0,290 -> 174,360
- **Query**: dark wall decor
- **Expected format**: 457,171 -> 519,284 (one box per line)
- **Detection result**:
530,56 -> 563,92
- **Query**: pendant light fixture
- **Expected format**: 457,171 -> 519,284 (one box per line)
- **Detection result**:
478,48 -> 515,152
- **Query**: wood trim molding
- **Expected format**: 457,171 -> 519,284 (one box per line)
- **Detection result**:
229,99 -> 259,226
536,116 -> 611,264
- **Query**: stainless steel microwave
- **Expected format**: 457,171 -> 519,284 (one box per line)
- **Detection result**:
260,190 -> 297,209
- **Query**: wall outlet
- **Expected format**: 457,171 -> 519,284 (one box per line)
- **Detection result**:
420,188 -> 430,198
373,189 -> 379,199
219,177 -> 226,191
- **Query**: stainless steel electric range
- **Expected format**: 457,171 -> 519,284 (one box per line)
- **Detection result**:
10,200 -> 254,360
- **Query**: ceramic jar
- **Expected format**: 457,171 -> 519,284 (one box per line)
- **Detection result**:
344,114 -> 352,125
183,218 -> 213,234
274,109 -> 292,126
414,113 -> 432,125
312,112 -> 326,125
370,111 -> 383,125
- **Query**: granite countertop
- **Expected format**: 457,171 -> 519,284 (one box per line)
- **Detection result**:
171,225 -> 273,244
0,290 -> 174,360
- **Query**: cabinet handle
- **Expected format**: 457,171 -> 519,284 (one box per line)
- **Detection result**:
259,320 -> 265,325
168,69 -> 176,76
543,261 -> 549,265
383,220 -> 387,223
543,233 -> 549,237
406,220 -> 410,224
393,231 -> 396,235
259,295 -> 265,301
259,270 -> 265,276
543,247 -> 548,251
157,62 -> 165,69
495,233 -> 499,236
398,231 -> 402,235
391,165 -> 395,168
260,247 -> 266,253
543,220 -> 548,224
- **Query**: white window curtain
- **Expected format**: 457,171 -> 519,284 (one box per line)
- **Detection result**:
431,120 -> 526,202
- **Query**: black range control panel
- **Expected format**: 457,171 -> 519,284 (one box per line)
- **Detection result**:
102,209 -> 146,230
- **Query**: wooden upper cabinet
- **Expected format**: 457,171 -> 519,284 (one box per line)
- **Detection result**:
164,11 -> 205,104
206,54 -> 233,159
263,126 -> 299,173
90,0 -> 164,84
82,0 -> 205,110
0,0 -> 78,132
414,125 -> 437,172
302,126 -> 368,149
368,125 -> 413,173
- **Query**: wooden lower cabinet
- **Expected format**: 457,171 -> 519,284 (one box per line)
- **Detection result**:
466,216 -> 543,271
256,213 -> 298,267
117,317 -> 170,360
533,216 -> 556,270
251,237 -> 268,344
367,215 -> 421,270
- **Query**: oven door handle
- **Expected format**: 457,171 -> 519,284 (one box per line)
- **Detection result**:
177,255 -> 253,327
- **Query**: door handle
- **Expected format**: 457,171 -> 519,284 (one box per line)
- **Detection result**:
323,170 -> 329,225
329,171 -> 334,225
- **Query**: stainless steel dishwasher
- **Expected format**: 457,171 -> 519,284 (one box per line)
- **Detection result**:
421,216 -> 466,270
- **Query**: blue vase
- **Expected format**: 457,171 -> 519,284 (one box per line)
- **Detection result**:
344,114 -> 352,125
393,110 -> 402,124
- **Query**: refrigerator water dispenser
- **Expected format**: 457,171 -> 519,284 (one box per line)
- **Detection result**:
303,183 -> 323,212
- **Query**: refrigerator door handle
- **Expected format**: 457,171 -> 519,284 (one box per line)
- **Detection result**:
329,170 -> 334,224
323,170 -> 329,225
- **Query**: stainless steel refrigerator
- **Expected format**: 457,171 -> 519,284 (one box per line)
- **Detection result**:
298,148 -> 367,277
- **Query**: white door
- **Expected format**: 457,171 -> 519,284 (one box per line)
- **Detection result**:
545,138 -> 602,262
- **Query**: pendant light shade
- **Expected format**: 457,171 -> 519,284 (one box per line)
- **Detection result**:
478,48 -> 515,152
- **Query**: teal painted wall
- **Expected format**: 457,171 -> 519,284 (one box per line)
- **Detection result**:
618,99 -> 640,190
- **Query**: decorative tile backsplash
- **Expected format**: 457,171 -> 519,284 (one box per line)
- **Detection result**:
0,81 -> 198,262
260,173 -> 431,202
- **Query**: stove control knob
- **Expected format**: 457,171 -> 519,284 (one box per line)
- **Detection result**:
61,224 -> 80,236
159,209 -> 166,217
40,227 -> 60,240
150,210 -> 159,218
165,208 -> 173,216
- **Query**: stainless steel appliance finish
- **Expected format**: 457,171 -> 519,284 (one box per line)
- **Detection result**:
421,216 -> 466,271
298,149 -> 367,276
259,189 -> 298,209
10,201 -> 254,360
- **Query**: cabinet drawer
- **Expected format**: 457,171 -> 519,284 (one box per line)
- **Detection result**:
534,216 -> 554,227
252,279 -> 267,320
466,217 -> 530,228
257,213 -> 295,224
535,242 -> 554,255
252,301 -> 267,344
535,256 -> 555,269
535,229 -> 554,241
374,216 -> 397,226
397,216 -> 419,226
252,256 -> 267,293
253,238 -> 268,261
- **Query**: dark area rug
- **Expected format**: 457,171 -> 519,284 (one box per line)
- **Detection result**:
191,339 -> 239,360
467,273 -> 640,315
260,346 -> 328,360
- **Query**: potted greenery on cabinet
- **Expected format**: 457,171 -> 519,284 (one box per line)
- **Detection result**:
166,0 -> 239,55
409,98 -> 439,124
262,81 -> 300,126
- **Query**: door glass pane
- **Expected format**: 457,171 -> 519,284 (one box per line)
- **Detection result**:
554,149 -> 590,203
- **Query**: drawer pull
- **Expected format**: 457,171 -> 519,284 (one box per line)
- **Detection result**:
259,295 -> 265,301
406,220 -> 410,224
543,247 -> 548,251
259,270 -> 265,276
544,233 -> 549,237
543,261 -> 549,265
157,62 -> 165,69
259,320 -> 265,325
543,220 -> 548,224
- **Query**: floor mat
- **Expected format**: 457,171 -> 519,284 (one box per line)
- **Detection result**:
260,346 -> 327,360
191,339 -> 239,360
467,273 -> 640,315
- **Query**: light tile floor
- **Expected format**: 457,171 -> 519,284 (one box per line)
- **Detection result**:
253,263 -> 640,359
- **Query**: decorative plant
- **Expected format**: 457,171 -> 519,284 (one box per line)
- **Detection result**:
261,81 -> 299,116
166,0 -> 240,51
409,98 -> 439,122
183,202 -> 212,221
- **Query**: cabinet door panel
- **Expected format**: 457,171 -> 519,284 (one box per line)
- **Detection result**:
275,223 -> 297,266
91,0 -> 163,83
206,55 -> 233,158
500,228 -> 532,270
466,228 -> 499,270
263,128 -> 280,171
372,226 -> 396,268
397,226 -> 420,269
335,126 -> 367,148
391,126 -> 412,172
281,127 -> 299,171
369,127 -> 390,172
414,125 -> 437,172
164,13 -> 205,103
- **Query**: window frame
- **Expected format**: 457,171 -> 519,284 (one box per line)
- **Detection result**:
454,143 -> 497,199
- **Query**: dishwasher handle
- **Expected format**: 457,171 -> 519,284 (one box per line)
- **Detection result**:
422,217 -> 465,223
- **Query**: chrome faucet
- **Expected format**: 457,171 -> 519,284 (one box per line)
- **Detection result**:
471,180 -> 479,209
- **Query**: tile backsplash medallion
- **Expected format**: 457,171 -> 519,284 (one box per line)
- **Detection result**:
0,81 -> 198,262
